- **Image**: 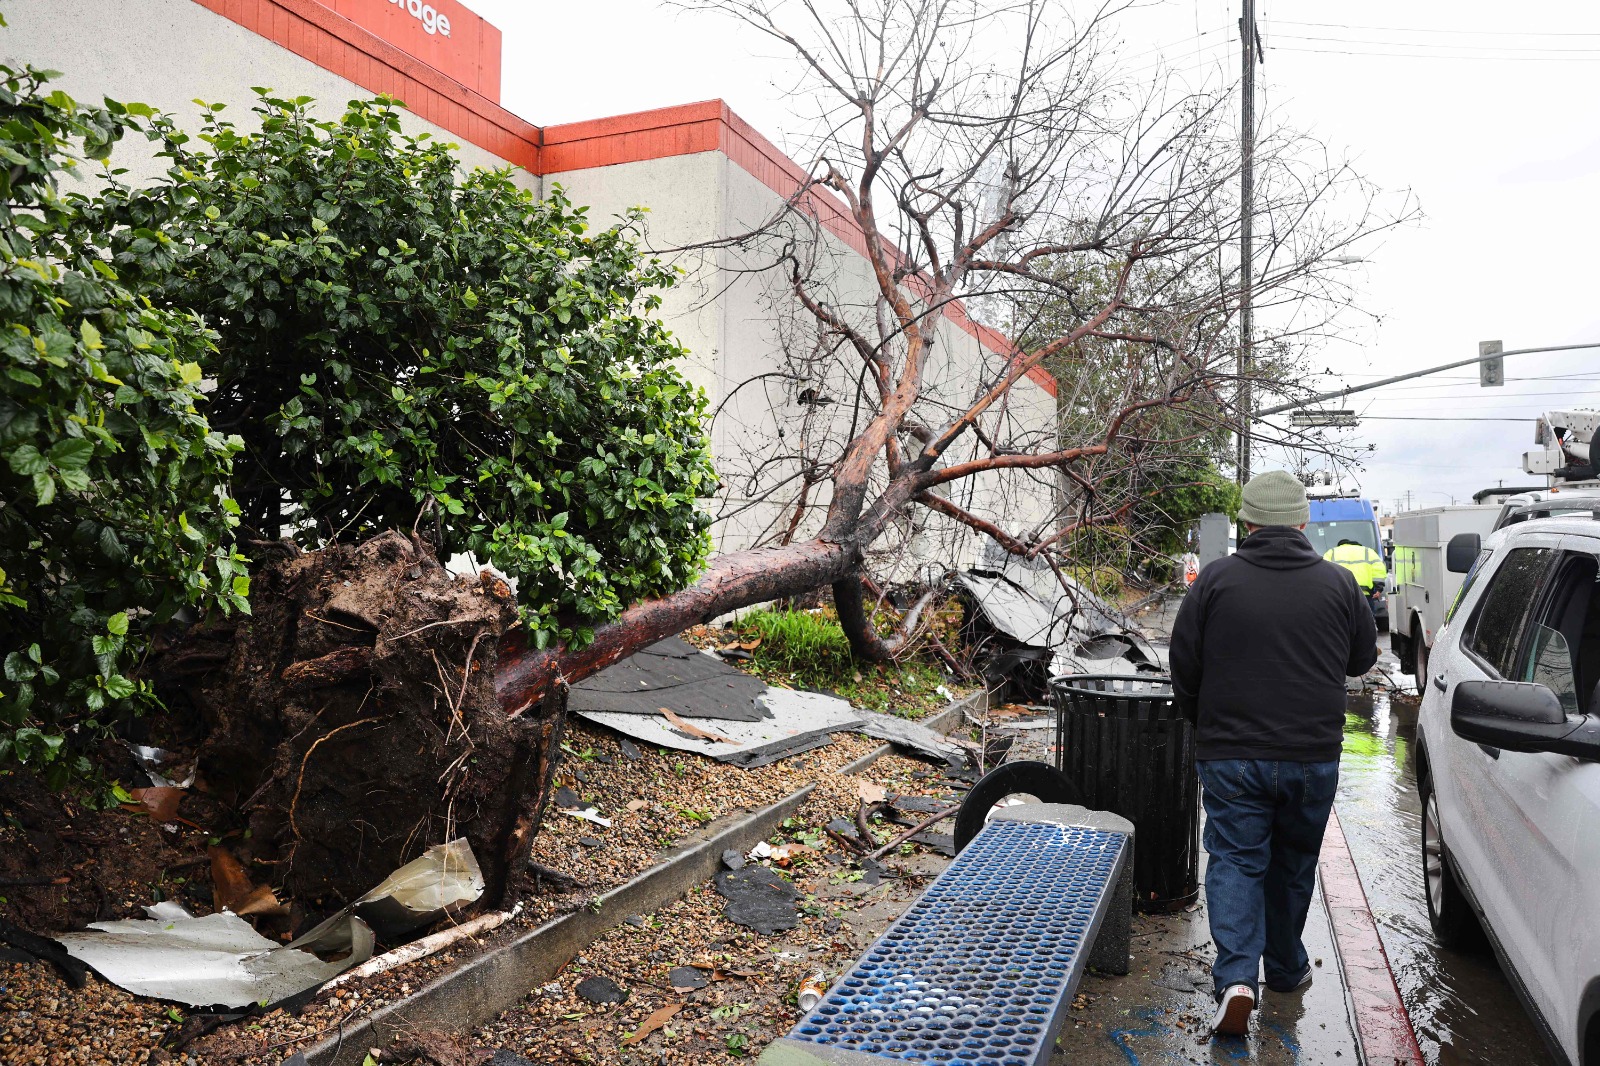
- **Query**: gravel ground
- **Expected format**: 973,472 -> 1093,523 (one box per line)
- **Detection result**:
0,713 -> 958,1065
466,751 -> 964,1066
0,965 -> 180,1065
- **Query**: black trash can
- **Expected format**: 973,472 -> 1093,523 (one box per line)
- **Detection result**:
1051,674 -> 1199,912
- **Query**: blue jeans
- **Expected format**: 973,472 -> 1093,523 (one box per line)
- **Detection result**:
1198,758 -> 1339,998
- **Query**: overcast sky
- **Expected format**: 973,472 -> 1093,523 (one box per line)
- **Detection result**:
470,0 -> 1600,515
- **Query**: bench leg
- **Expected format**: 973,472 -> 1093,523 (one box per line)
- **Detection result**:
1088,837 -> 1132,976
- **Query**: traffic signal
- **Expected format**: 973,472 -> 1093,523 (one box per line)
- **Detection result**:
1479,339 -> 1504,387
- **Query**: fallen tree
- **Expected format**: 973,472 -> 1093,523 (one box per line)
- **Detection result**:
501,0 -> 1413,709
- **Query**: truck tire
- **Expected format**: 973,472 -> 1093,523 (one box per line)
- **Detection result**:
1392,629 -> 1413,675
1419,769 -> 1478,947
1412,622 -> 1429,685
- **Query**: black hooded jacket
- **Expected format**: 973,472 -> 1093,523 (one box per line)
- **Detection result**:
1170,526 -> 1379,762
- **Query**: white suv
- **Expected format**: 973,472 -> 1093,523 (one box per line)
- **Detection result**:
1417,512 -> 1600,1066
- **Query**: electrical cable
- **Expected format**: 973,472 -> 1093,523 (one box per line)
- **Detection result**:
1358,390 -> 1600,401
1271,31 -> 1600,54
1269,20 -> 1600,38
1271,45 -> 1600,62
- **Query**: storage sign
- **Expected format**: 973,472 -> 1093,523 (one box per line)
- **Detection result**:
327,0 -> 503,101
387,0 -> 451,36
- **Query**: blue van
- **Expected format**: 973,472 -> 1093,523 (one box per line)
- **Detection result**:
1304,495 -> 1388,629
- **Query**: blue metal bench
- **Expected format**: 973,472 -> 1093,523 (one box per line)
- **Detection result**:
759,803 -> 1134,1065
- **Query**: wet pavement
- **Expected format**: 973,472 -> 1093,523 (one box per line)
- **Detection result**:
1338,659 -> 1555,1065
981,595 -> 1364,1063
1040,597 -> 1552,1064
1054,850 -> 1359,1064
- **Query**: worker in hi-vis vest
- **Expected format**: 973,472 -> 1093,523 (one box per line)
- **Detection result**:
1323,539 -> 1386,599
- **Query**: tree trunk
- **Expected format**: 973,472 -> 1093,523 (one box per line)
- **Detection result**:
497,537 -> 857,714
831,571 -> 942,663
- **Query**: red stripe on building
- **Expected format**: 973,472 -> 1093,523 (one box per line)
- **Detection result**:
1319,807 -> 1426,1066
191,0 -> 538,170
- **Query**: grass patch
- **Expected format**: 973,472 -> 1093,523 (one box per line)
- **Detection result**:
739,607 -> 854,675
717,606 -> 964,718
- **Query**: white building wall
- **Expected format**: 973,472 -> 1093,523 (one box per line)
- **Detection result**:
543,153 -> 726,401
1,0 -> 531,190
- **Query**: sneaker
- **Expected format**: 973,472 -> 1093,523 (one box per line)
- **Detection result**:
1267,966 -> 1313,994
1210,983 -> 1255,1036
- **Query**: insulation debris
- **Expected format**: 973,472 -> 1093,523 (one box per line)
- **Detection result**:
53,905 -> 374,1009
53,839 -> 485,1006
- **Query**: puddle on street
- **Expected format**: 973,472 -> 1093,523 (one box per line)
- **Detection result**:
1338,658 -> 1554,1065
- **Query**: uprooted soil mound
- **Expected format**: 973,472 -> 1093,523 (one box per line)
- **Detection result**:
168,530 -> 567,913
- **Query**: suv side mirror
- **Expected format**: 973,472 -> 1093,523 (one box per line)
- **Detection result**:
1446,532 -> 1481,574
1451,679 -> 1600,759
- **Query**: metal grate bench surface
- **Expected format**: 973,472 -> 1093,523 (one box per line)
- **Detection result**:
783,817 -> 1127,1064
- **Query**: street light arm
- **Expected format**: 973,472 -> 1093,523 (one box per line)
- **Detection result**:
1253,341 -> 1600,420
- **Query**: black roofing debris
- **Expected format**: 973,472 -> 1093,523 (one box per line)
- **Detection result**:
568,637 -> 768,722
852,709 -> 968,765
713,866 -> 800,935
575,975 -> 628,1005
669,965 -> 710,990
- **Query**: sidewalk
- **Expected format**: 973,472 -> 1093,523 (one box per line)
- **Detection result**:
1053,839 -> 1361,1064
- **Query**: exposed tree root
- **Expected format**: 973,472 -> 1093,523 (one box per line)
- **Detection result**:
165,531 -> 569,914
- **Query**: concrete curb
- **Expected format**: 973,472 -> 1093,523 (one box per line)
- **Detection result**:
300,690 -> 979,1065
1318,805 -> 1425,1066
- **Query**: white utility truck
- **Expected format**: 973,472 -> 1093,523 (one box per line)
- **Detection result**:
1391,408 -> 1600,679
1389,506 -> 1499,679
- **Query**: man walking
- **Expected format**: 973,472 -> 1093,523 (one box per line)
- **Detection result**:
1169,470 -> 1378,1035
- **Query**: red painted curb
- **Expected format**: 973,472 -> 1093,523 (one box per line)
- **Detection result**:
1318,806 -> 1426,1066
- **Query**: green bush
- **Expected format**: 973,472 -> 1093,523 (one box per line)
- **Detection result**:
87,93 -> 715,649
0,60 -> 246,785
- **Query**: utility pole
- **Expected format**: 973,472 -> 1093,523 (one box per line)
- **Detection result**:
1237,0 -> 1259,484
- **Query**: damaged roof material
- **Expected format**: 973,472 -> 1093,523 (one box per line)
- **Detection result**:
567,637 -> 768,722
574,662 -> 972,768
576,687 -> 860,768
957,560 -> 1166,683
53,902 -> 375,1009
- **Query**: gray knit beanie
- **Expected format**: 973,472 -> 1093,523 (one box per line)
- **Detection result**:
1237,470 -> 1310,527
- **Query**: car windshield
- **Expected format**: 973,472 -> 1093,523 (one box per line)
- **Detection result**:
1305,520 -> 1379,557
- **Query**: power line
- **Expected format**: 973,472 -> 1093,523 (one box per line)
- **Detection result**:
1271,32 -> 1600,54
1361,390 -> 1600,400
1328,372 -> 1600,387
1270,45 -> 1600,62
1268,20 -> 1600,38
